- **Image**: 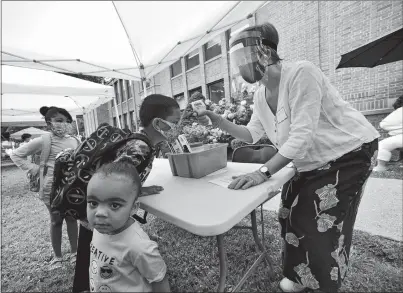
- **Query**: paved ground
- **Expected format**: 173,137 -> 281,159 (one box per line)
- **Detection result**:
263,177 -> 403,241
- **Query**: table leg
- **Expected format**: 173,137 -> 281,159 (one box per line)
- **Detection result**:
216,234 -> 228,292
251,210 -> 273,273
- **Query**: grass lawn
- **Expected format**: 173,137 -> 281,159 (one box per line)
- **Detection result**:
1,166 -> 402,292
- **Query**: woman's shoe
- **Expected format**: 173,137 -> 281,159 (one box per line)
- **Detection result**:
373,165 -> 388,172
279,277 -> 306,292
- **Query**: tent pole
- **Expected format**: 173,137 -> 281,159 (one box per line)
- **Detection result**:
139,64 -> 148,98
113,96 -> 121,129
130,81 -> 139,131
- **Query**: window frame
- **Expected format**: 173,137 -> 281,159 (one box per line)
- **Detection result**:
185,49 -> 200,71
188,87 -> 202,99
170,59 -> 183,78
123,113 -> 128,128
129,111 -> 135,130
174,93 -> 186,110
207,79 -> 225,103
114,82 -> 121,105
204,36 -> 222,61
122,80 -> 128,101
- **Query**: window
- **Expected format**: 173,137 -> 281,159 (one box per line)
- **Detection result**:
114,82 -> 121,104
208,80 -> 225,103
128,81 -> 134,99
129,111 -> 134,130
119,115 -> 124,128
122,80 -> 128,101
174,93 -> 186,110
119,80 -> 124,104
204,36 -> 222,61
185,49 -> 200,70
170,59 -> 182,78
189,87 -> 202,99
113,117 -> 117,127
123,113 -> 128,129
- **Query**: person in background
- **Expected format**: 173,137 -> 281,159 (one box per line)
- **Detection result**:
374,95 -> 403,172
20,133 -> 32,147
2,132 -> 10,143
2,132 -> 15,157
87,157 -> 170,292
73,94 -> 181,293
10,106 -> 80,269
196,22 -> 379,292
18,133 -> 33,162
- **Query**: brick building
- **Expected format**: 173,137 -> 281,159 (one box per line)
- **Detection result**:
84,1 -> 403,139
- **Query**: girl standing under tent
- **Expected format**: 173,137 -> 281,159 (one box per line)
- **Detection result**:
10,106 -> 80,268
196,22 -> 379,292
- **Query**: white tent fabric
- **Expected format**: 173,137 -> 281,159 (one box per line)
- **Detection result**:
1,66 -> 114,122
10,127 -> 49,139
2,66 -> 114,97
2,1 -> 268,80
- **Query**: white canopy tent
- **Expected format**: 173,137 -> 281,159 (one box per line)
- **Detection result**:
2,1 -> 268,83
10,127 -> 49,139
1,65 -> 115,134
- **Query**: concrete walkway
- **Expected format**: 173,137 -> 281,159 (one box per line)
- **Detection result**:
263,177 -> 402,242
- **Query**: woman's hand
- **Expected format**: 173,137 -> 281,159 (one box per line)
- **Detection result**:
140,185 -> 164,197
228,170 -> 268,190
194,109 -> 221,127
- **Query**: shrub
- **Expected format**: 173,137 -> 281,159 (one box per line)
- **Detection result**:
180,90 -> 257,147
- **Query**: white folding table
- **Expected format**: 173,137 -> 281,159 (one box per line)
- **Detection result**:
139,158 -> 296,292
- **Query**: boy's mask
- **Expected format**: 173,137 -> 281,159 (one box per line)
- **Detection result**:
152,118 -> 182,143
229,30 -> 275,84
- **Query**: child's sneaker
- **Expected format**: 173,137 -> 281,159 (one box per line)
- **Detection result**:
65,252 -> 77,264
48,256 -> 63,269
279,278 -> 306,292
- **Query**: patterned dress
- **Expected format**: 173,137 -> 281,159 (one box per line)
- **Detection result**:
279,139 -> 378,291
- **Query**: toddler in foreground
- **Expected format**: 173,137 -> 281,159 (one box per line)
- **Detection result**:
86,157 -> 170,292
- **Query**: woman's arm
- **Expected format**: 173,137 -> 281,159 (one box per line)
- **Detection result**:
196,110 -> 254,142
213,114 -> 255,143
196,93 -> 265,143
10,137 -> 43,174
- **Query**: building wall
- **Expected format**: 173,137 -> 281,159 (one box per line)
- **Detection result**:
89,1 -> 402,133
255,1 -> 403,119
96,103 -> 110,125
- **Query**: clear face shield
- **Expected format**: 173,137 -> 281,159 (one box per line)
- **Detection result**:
229,31 -> 273,84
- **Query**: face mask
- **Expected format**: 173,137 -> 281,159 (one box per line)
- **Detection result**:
229,31 -> 274,84
51,122 -> 72,137
152,118 -> 182,143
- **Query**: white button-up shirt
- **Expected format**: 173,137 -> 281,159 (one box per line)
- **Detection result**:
245,61 -> 380,172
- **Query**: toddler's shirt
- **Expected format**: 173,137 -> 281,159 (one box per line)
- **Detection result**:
89,221 -> 167,292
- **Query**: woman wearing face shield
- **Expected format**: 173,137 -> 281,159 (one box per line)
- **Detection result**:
196,23 -> 379,292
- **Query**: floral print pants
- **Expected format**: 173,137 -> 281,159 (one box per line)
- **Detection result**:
279,139 -> 378,291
